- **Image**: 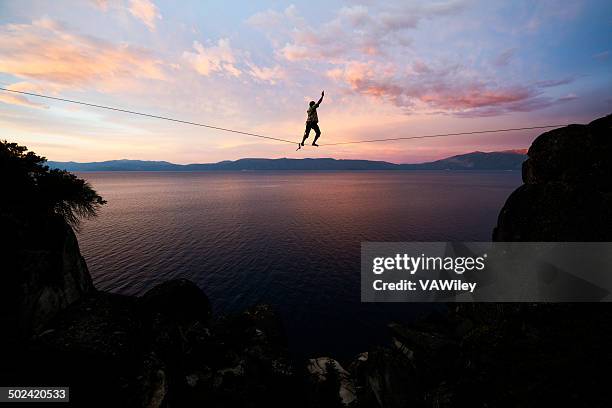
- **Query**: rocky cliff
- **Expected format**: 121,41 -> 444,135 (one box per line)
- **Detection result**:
494,114 -> 612,241
0,215 -> 94,340
1,217 -> 296,407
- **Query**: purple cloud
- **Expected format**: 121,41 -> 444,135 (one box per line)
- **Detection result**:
492,48 -> 517,67
328,60 -> 576,117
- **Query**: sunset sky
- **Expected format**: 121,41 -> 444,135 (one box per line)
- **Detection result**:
0,0 -> 610,164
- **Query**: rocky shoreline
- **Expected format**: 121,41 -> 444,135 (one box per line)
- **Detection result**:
1,114 -> 610,407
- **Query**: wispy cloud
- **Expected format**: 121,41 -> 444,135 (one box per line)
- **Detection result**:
523,0 -> 584,33
0,82 -> 49,109
492,48 -> 517,67
247,2 -> 587,118
250,2 -> 468,61
246,63 -> 286,84
326,59 -> 577,117
90,0 -> 110,11
0,18 -> 167,98
181,38 -> 290,85
128,0 -> 162,31
593,50 -> 609,60
90,0 -> 161,31
534,77 -> 574,88
182,39 -> 242,77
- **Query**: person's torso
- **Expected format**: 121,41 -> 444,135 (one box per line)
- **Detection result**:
306,106 -> 318,123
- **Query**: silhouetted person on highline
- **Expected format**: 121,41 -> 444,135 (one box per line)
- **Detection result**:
301,91 -> 324,147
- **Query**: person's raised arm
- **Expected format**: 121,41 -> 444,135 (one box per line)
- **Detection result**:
316,90 -> 324,107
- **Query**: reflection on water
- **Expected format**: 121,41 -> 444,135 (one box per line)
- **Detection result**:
77,171 -> 521,357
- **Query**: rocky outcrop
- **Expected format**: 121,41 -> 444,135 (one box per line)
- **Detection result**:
5,279 -> 297,407
1,216 -> 297,407
494,114 -> 612,241
306,357 -> 357,407
303,302 -> 612,407
0,215 -> 94,340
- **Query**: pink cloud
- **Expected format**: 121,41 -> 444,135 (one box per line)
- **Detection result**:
128,0 -> 162,31
246,63 -> 286,84
246,2 -> 584,119
252,2 -> 468,63
247,7 -> 293,29
182,39 -> 290,85
182,39 -> 242,77
0,82 -> 49,109
90,0 -> 162,31
0,18 -> 167,90
327,60 -> 574,117
492,48 -> 517,67
90,0 -> 110,11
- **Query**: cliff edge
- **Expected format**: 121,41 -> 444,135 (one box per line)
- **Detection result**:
0,217 -> 296,407
493,114 -> 612,241
0,215 -> 94,340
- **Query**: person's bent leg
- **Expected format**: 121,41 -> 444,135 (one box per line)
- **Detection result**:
312,124 -> 321,146
301,124 -> 312,146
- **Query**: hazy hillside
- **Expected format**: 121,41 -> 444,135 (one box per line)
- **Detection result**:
398,151 -> 527,170
48,151 -> 526,172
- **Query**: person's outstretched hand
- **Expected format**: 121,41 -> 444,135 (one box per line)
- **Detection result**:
322,90 -> 325,96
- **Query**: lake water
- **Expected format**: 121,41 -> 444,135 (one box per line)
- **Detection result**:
77,171 -> 522,357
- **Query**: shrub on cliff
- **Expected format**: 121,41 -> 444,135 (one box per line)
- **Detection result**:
0,140 -> 106,227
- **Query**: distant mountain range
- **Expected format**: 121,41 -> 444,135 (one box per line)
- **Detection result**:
48,150 -> 527,172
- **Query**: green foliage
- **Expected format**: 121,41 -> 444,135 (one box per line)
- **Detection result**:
0,140 -> 106,227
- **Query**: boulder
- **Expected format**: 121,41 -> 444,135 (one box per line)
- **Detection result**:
306,357 -> 357,407
494,182 -> 612,241
494,114 -> 612,241
134,352 -> 168,408
199,304 -> 295,407
8,281 -> 299,407
23,292 -> 141,406
139,278 -> 212,327
388,322 -> 458,378
522,116 -> 612,188
358,348 -> 419,408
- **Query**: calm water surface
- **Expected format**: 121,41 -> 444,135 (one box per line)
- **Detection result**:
77,171 -> 521,357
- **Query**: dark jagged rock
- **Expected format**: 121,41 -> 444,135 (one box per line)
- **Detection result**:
136,352 -> 168,408
494,114 -> 612,241
305,357 -> 357,407
1,215 -> 299,407
5,276 -> 299,407
356,348 -> 418,408
35,291 -> 140,359
453,114 -> 612,406
522,117 -> 612,188
0,215 -> 94,340
199,304 -> 296,407
323,303 -> 612,408
139,278 -> 212,326
25,292 -> 142,406
136,278 -> 214,406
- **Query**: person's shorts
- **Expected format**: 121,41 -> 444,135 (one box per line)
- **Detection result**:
304,122 -> 320,135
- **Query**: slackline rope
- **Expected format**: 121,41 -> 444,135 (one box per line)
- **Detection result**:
0,87 -> 568,150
